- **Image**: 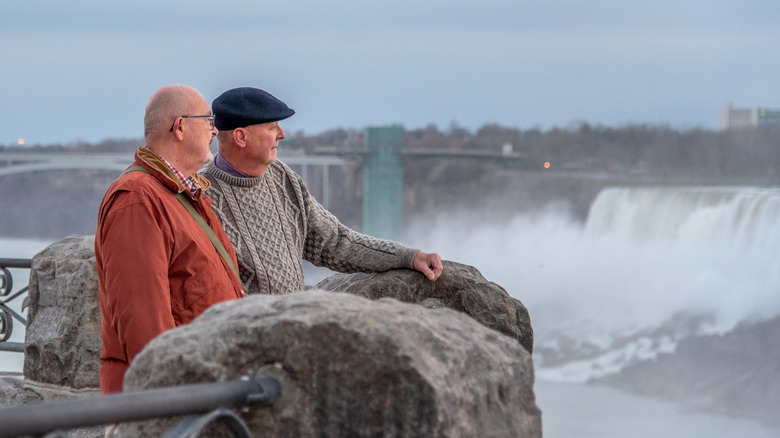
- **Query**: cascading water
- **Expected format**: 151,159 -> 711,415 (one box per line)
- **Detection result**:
406,185 -> 780,381
585,186 -> 780,255
580,186 -> 780,330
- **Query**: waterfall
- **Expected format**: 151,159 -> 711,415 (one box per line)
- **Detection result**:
585,186 -> 780,255
407,184 -> 780,380
576,186 -> 780,330
408,185 -> 780,345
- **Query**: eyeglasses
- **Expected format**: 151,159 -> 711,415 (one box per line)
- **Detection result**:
169,114 -> 216,132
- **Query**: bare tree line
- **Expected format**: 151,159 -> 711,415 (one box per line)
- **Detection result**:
5,122 -> 779,184
277,122 -> 780,184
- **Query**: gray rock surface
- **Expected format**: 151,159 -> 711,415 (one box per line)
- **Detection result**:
0,374 -> 41,406
24,234 -> 101,397
316,260 -> 534,354
0,375 -> 101,438
119,291 -> 541,437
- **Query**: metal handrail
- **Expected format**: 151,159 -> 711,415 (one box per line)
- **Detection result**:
0,341 -> 23,353
0,377 -> 280,437
0,258 -> 31,352
0,258 -> 32,269
164,407 -> 254,438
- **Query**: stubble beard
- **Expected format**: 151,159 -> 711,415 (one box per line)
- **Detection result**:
202,150 -> 215,166
201,137 -> 215,166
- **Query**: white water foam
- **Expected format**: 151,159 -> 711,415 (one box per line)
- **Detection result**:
405,185 -> 780,380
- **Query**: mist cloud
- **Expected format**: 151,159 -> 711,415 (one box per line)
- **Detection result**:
405,186 -> 780,343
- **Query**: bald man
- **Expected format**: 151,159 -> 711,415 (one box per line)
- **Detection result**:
95,85 -> 245,394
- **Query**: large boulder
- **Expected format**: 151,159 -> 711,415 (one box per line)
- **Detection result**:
119,291 -> 541,437
316,260 -> 534,354
23,234 -> 101,399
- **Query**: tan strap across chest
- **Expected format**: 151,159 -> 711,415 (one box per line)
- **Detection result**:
123,166 -> 242,287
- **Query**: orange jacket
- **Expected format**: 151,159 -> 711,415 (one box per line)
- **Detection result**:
95,147 -> 244,394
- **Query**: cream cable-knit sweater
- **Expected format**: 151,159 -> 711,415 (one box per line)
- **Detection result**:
200,160 -> 418,295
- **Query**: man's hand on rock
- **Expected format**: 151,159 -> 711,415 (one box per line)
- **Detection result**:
413,251 -> 443,281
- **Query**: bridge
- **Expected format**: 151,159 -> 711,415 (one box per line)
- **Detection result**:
0,127 -> 526,239
0,152 -> 348,212
0,153 -> 347,178
0,153 -> 134,177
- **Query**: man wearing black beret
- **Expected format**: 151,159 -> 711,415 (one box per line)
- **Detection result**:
200,87 -> 443,295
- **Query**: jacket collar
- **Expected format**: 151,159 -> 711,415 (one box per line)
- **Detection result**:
135,146 -> 212,194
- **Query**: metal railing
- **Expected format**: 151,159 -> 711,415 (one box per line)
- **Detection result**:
0,377 -> 281,437
0,258 -> 31,353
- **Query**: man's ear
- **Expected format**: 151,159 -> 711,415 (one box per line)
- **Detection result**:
171,118 -> 186,141
234,128 -> 247,149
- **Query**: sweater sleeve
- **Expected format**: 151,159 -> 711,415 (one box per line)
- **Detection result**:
298,176 -> 418,273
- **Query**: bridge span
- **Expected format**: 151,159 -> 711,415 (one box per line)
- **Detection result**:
1,127 -> 522,238
0,153 -> 347,178
0,153 -> 133,177
0,152 -> 348,211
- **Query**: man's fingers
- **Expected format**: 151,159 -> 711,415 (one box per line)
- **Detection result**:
423,265 -> 435,280
414,251 -> 444,281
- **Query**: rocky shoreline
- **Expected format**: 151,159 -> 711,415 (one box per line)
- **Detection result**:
592,315 -> 780,428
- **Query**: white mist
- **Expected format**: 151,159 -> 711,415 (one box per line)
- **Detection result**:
405,185 -> 780,378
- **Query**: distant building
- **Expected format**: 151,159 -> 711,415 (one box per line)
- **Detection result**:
719,105 -> 780,130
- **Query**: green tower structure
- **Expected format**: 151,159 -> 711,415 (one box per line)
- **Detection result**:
363,125 -> 404,240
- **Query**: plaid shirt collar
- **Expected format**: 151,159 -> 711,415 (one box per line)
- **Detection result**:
159,157 -> 201,196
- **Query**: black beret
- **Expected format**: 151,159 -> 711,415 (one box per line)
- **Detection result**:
212,87 -> 295,130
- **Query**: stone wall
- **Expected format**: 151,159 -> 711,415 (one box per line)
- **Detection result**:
0,235 -> 540,437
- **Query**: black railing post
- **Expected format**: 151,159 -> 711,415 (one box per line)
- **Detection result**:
0,258 -> 31,353
0,377 -> 280,437
164,407 -> 254,438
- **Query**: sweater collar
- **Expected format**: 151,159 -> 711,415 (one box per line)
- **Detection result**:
214,152 -> 251,178
201,160 -> 264,188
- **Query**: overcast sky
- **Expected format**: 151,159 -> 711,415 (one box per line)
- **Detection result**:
2,1 -> 778,145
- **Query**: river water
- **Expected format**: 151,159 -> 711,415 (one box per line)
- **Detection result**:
535,379 -> 779,438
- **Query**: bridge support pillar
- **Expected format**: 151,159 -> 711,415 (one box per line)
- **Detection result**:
362,126 -> 404,240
